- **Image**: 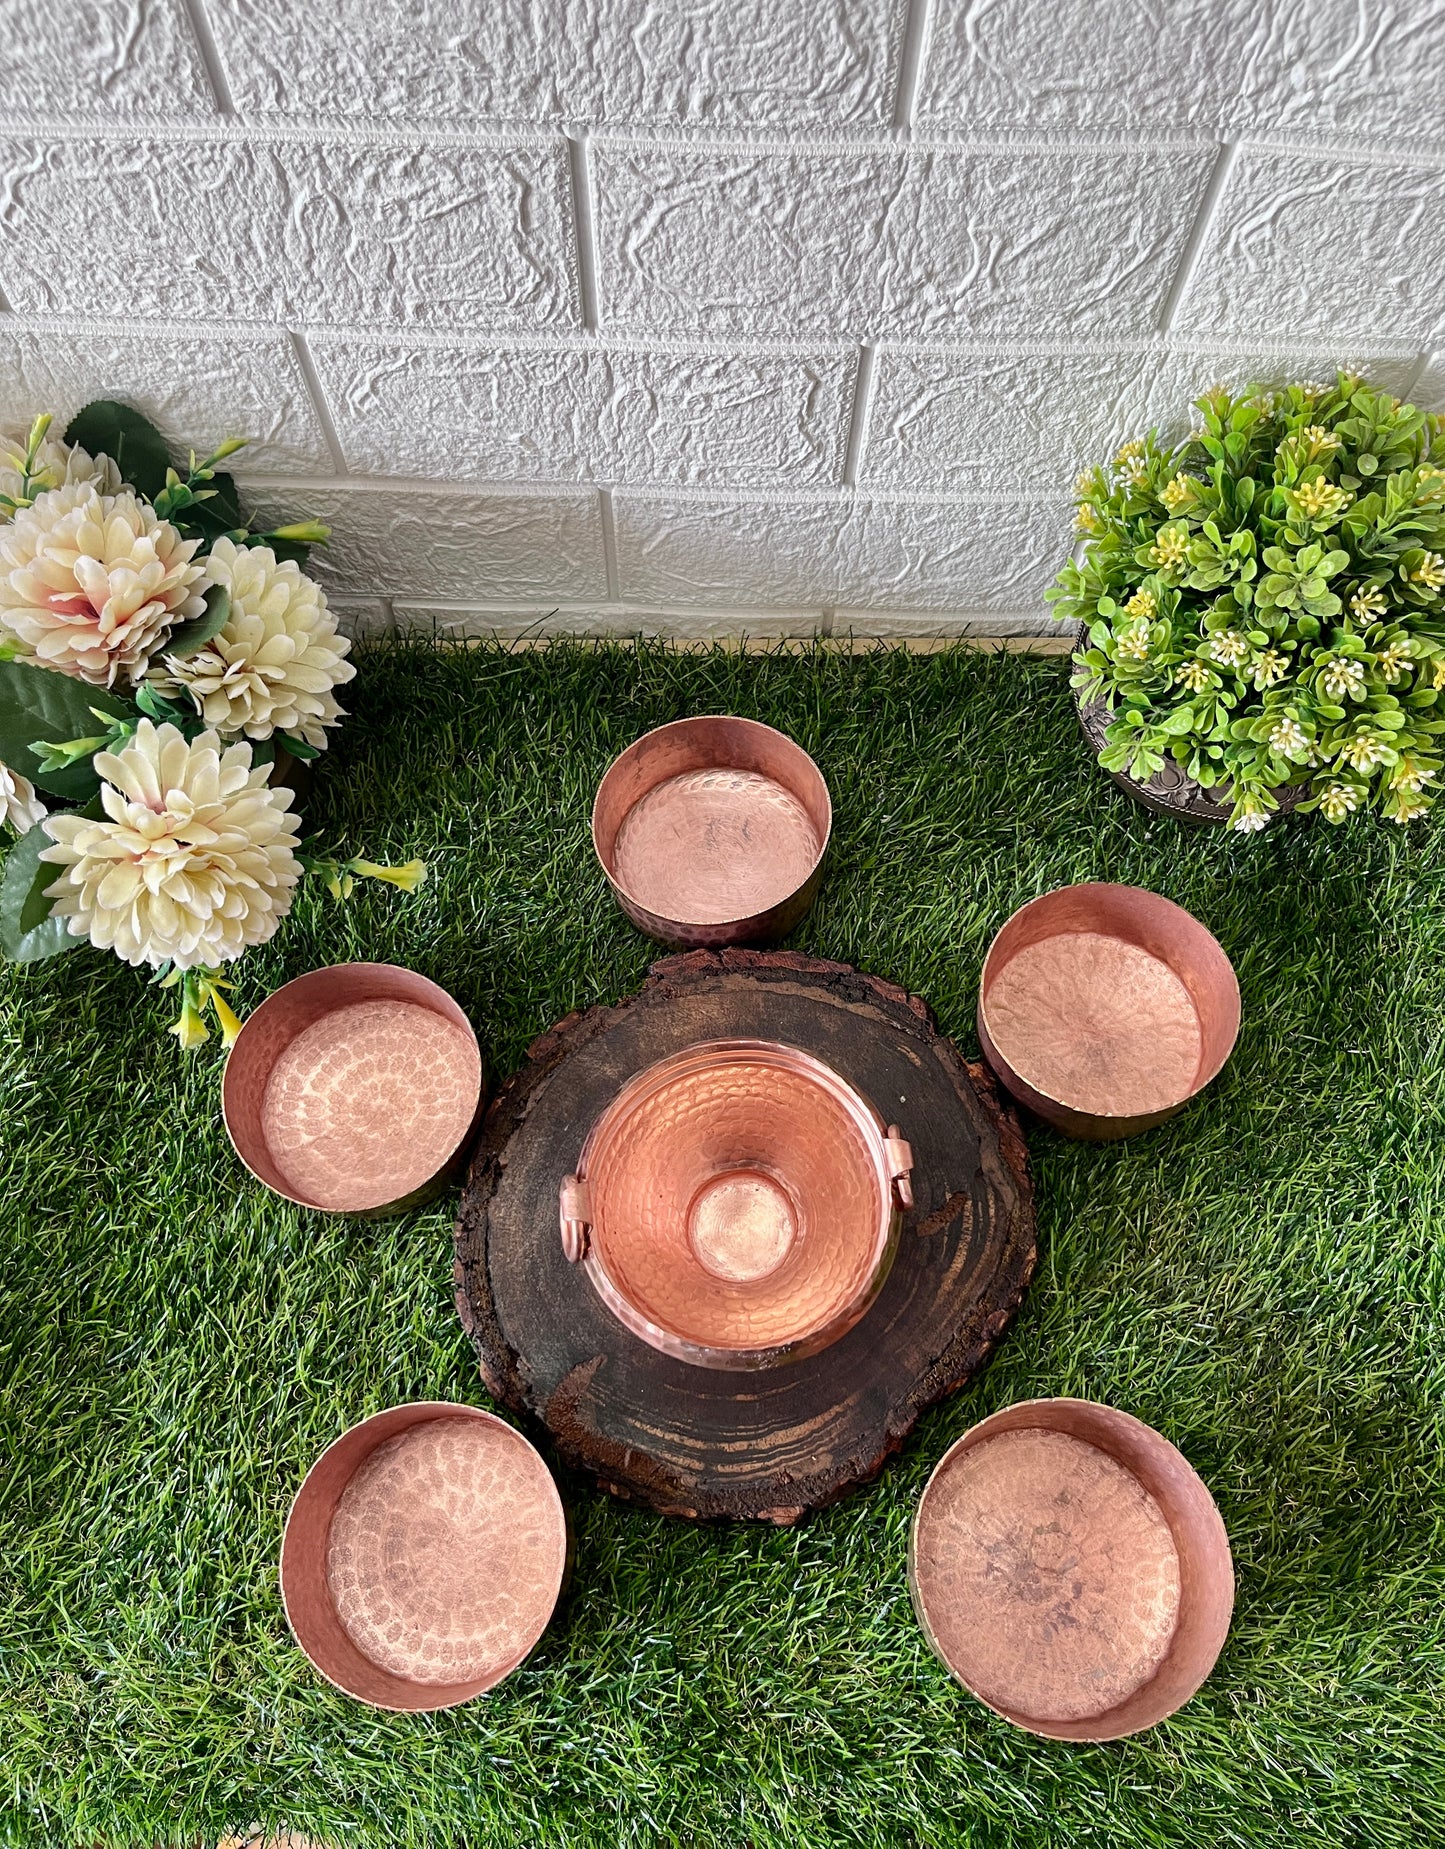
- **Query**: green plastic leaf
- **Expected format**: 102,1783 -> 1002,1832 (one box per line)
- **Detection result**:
0,819 -> 78,962
162,584 -> 230,660
0,660 -> 131,798
64,400 -> 171,501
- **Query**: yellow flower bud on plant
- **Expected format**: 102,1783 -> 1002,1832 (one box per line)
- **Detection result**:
348,856 -> 428,893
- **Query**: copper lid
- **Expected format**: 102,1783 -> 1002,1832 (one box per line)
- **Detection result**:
592,716 -> 831,947
560,1039 -> 913,1370
909,1398 -> 1233,1740
280,1402 -> 568,1711
223,962 -> 484,1215
977,883 -> 1240,1140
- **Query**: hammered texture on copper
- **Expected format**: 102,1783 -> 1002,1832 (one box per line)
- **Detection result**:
261,1000 -> 480,1211
612,768 -> 822,926
916,1429 -> 1181,1723
984,933 -> 1202,1117
587,1058 -> 880,1349
326,1418 -> 564,1686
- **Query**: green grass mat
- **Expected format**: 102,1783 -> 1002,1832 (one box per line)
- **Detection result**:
2,640 -> 1442,1849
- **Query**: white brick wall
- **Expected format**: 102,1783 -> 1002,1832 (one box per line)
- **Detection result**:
0,1 -> 1441,639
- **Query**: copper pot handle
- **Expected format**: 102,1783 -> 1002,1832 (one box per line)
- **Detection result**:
560,1174 -> 592,1263
885,1127 -> 914,1213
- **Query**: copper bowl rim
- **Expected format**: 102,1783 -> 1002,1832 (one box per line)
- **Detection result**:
279,1400 -> 567,1712
569,1038 -> 907,1369
590,715 -> 833,940
221,961 -> 484,1216
908,1396 -> 1235,1741
977,882 -> 1241,1127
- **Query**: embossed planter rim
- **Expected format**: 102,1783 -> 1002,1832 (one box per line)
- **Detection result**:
1074,689 -> 1308,827
280,1400 -> 569,1711
222,961 -> 484,1217
908,1397 -> 1234,1741
591,715 -> 832,947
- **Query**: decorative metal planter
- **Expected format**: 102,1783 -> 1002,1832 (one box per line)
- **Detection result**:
559,1039 -> 913,1370
1076,691 -> 1306,827
909,1398 -> 1233,1741
977,882 -> 1240,1140
223,962 -> 483,1216
280,1402 -> 568,1711
592,716 -> 831,946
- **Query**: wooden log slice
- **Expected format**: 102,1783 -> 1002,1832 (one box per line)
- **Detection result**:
454,951 -> 1036,1523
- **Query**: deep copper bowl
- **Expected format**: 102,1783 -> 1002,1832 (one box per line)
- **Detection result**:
592,716 -> 832,946
560,1039 -> 913,1370
223,962 -> 484,1216
977,883 -> 1239,1140
280,1401 -> 568,1711
909,1398 -> 1233,1741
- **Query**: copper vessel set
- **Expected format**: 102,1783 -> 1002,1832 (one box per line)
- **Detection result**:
228,715 -> 1240,1738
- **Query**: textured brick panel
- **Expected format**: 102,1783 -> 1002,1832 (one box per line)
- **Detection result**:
390,604 -> 826,638
0,322 -> 330,474
207,0 -> 904,127
0,135 -> 577,330
862,345 -> 1424,492
612,492 -> 1072,609
240,484 -> 607,602
915,2 -> 1445,144
1173,150 -> 1445,343
310,338 -> 855,486
0,0 -> 216,120
592,142 -> 1212,338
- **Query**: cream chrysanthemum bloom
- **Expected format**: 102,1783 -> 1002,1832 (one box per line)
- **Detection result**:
0,425 -> 119,519
39,720 -> 301,969
0,485 -> 206,687
157,537 -> 354,749
0,758 -> 46,834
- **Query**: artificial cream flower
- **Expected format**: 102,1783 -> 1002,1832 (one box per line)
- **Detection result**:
1176,659 -> 1211,692
1208,629 -> 1249,668
0,758 -> 45,834
1391,792 -> 1430,823
39,720 -> 301,970
1149,525 -> 1190,571
1159,474 -> 1193,514
1291,477 -> 1350,521
1377,640 -> 1411,682
1253,648 -> 1288,689
1123,589 -> 1156,621
0,424 -> 118,519
1319,655 -> 1366,702
1076,502 -> 1103,534
0,485 -> 205,687
1390,756 -> 1436,794
155,538 -> 354,749
1115,623 -> 1152,661
1268,716 -> 1309,759
1350,584 -> 1388,621
1319,783 -> 1360,823
1337,729 -> 1389,772
1412,551 -> 1445,591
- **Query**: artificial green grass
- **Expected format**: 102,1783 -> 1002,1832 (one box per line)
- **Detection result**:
1,638 -> 1442,1849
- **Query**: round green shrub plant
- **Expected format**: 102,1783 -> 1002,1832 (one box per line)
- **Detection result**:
1047,371 -> 1445,829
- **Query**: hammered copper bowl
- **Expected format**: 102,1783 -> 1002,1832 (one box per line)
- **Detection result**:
592,715 -> 832,946
280,1402 -> 569,1712
909,1399 -> 1234,1741
223,962 -> 484,1216
977,883 -> 1240,1140
559,1040 -> 913,1370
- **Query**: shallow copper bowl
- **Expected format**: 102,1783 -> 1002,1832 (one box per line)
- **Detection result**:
592,716 -> 832,946
977,882 -> 1240,1140
280,1401 -> 569,1711
223,962 -> 484,1216
560,1039 -> 913,1370
909,1399 -> 1233,1741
